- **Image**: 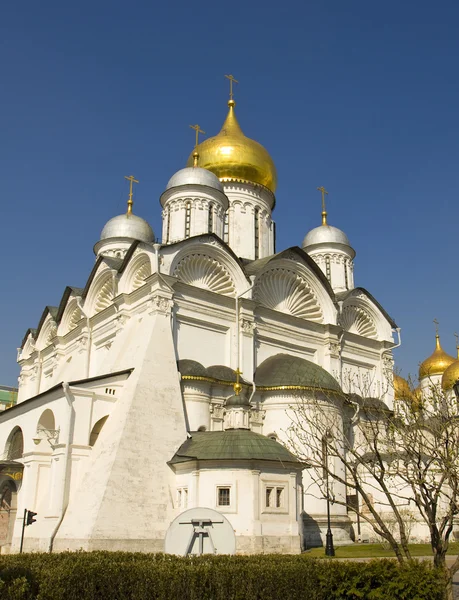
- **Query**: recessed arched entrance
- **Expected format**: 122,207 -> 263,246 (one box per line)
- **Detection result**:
0,478 -> 18,553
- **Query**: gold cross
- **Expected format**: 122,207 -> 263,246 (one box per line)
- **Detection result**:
189,124 -> 205,149
124,175 -> 139,215
433,318 -> 439,336
317,186 -> 329,225
225,74 -> 238,100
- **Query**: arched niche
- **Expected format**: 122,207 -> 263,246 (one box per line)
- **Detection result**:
36,316 -> 58,351
122,253 -> 152,293
37,409 -> 56,433
169,240 -> 250,297
59,299 -> 83,336
89,416 -> 108,447
0,479 -> 18,549
84,267 -> 114,317
5,427 -> 24,460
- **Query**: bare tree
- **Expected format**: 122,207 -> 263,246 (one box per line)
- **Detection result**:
285,374 -> 459,600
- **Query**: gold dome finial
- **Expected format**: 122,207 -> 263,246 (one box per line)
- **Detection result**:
419,319 -> 456,379
233,368 -> 242,396
124,175 -> 139,215
185,76 -> 277,192
189,124 -> 205,168
317,186 -> 329,225
225,73 -> 238,101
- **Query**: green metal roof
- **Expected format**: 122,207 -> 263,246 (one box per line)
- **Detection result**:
170,430 -> 302,465
254,354 -> 341,392
0,387 -> 17,406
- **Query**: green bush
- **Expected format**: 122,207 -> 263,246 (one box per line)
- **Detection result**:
0,552 -> 446,600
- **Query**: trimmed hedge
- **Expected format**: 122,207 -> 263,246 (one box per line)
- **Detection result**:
0,552 -> 446,600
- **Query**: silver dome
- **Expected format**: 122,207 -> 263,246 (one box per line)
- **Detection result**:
166,167 -> 223,192
302,225 -> 351,249
100,213 -> 155,243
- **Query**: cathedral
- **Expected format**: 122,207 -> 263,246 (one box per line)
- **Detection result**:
1,86 -> 458,555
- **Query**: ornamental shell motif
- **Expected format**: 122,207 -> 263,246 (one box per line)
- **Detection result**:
174,254 -> 235,296
131,259 -> 151,291
94,277 -> 113,314
341,305 -> 377,339
254,268 -> 323,322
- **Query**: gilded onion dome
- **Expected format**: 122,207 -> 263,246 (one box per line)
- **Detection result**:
441,346 -> 459,390
186,100 -> 277,193
393,374 -> 412,401
419,334 -> 455,379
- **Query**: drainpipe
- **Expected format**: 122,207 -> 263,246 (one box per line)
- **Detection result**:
48,382 -> 74,552
153,243 -> 161,273
235,279 -> 255,378
76,298 -> 91,379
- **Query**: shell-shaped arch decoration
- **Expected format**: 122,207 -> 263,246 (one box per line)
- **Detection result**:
173,253 -> 235,296
341,305 -> 377,339
254,268 -> 323,322
94,276 -> 113,314
131,258 -> 151,291
67,305 -> 83,332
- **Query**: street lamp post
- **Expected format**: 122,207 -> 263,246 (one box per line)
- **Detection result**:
324,436 -> 335,557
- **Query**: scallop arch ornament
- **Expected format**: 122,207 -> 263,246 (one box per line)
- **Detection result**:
254,268 -> 323,322
341,305 -> 377,339
173,254 -> 235,296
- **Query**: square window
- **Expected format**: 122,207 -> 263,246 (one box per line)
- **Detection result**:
218,487 -> 231,506
264,485 -> 286,511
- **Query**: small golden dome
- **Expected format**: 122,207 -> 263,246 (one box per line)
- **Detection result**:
419,335 -> 456,379
441,346 -> 459,390
394,374 -> 412,400
186,100 -> 277,193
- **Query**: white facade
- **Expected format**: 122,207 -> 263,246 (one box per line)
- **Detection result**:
0,101 -> 402,556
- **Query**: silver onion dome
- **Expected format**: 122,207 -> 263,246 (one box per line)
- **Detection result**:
100,213 -> 155,243
302,225 -> 351,249
165,167 -> 223,192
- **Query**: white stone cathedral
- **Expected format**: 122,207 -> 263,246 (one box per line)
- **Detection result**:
1,93 -> 409,555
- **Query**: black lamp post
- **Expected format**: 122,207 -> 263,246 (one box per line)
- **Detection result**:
324,436 -> 335,557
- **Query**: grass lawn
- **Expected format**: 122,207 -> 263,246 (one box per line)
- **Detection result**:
305,542 -> 459,558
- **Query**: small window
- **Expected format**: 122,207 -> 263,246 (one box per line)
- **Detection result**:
208,204 -> 214,233
223,211 -> 229,243
325,256 -> 331,283
266,487 -> 273,507
217,487 -> 231,506
344,258 -> 349,290
254,208 -> 260,259
166,208 -> 171,243
265,485 -> 285,509
185,202 -> 191,238
177,487 -> 188,508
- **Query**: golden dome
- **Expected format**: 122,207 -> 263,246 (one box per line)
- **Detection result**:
419,335 -> 455,379
186,100 -> 277,193
441,346 -> 459,390
394,374 -> 412,400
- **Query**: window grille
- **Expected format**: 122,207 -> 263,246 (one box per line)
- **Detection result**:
185,202 -> 191,238
217,487 -> 231,506
208,204 -> 214,233
254,209 -> 260,259
223,211 -> 229,243
166,208 -> 171,243
325,256 -> 331,283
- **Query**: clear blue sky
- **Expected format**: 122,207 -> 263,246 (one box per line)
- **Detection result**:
1,0 -> 458,385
